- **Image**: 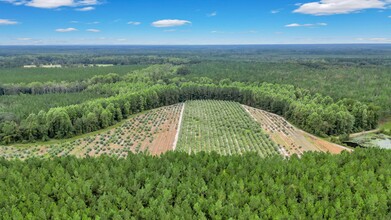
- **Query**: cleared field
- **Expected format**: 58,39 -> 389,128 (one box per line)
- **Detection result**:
176,100 -> 279,157
0,101 -> 351,159
243,105 -> 350,156
0,104 -> 182,159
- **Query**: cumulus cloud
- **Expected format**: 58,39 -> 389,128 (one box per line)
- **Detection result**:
55,27 -> 77,32
127,21 -> 141,25
86,28 -> 100,32
1,0 -> 100,9
294,0 -> 388,15
285,23 -> 327,27
152,19 -> 191,28
75,6 -> 94,11
0,19 -> 18,25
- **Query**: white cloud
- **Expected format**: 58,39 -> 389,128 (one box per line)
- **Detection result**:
0,19 -> 18,25
16,38 -> 32,41
27,0 -> 74,8
55,27 -> 78,32
75,6 -> 94,11
207,11 -> 217,17
152,19 -> 191,28
294,0 -> 388,15
285,22 -> 327,27
164,29 -> 176,32
87,21 -> 100,24
2,0 -> 100,9
86,28 -> 100,32
127,21 -> 141,25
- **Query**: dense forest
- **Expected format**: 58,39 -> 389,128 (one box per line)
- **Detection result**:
0,149 -> 390,219
0,46 -> 390,219
0,64 -> 378,144
1,45 -> 389,118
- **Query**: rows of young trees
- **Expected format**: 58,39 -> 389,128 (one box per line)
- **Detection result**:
177,100 -> 279,156
0,77 -> 378,144
0,148 -> 389,219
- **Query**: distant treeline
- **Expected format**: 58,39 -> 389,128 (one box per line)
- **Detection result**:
0,73 -> 122,95
0,54 -> 194,68
0,68 -> 378,144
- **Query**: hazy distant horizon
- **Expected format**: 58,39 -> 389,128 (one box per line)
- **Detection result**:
2,0 -> 391,45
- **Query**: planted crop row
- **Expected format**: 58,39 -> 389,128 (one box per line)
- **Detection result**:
176,100 -> 279,157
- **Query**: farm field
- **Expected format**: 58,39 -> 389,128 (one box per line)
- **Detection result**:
0,104 -> 183,159
243,106 -> 350,156
0,100 -> 352,159
176,100 -> 279,157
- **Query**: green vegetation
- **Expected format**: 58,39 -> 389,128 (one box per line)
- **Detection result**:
0,149 -> 390,219
0,91 -> 109,119
188,61 -> 390,117
1,104 -> 182,159
380,120 -> 391,135
177,100 -> 278,156
0,64 -> 378,144
0,65 -> 145,84
0,45 -> 390,219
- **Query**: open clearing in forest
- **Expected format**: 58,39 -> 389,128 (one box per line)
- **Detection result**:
0,101 -> 350,159
0,104 -> 182,159
176,100 -> 279,157
243,105 -> 351,156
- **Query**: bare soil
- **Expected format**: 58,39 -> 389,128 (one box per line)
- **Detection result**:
243,105 -> 350,156
1,104 -> 183,159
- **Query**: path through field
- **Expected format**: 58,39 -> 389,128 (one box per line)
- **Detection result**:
173,103 -> 185,150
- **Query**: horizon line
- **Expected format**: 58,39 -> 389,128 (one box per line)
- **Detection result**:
1,43 -> 391,46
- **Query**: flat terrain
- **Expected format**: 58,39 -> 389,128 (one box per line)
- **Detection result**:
176,100 -> 279,157
243,106 -> 350,156
0,101 -> 352,159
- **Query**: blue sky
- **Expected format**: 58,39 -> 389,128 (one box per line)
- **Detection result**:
1,0 -> 391,45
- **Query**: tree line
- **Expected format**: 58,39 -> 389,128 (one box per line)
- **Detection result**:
0,73 -> 122,96
0,79 -> 378,144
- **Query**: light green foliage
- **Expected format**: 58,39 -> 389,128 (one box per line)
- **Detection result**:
177,100 -> 278,156
0,149 -> 390,218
